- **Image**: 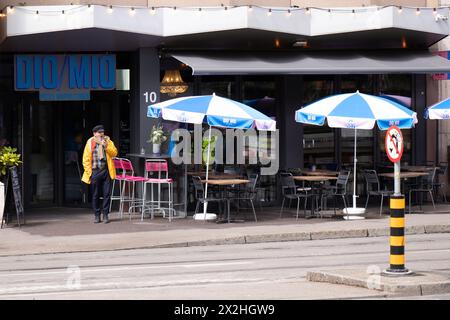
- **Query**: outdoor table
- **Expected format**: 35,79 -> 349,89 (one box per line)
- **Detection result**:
301,169 -> 339,177
201,179 -> 250,223
126,153 -> 187,218
293,176 -> 338,182
379,171 -> 430,213
188,172 -> 244,180
378,172 -> 429,179
381,166 -> 433,172
293,176 -> 338,218
402,166 -> 433,172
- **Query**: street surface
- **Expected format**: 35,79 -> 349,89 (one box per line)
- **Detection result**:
0,233 -> 449,300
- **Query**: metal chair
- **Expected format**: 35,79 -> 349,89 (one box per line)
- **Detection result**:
408,167 -> 437,214
279,172 -> 314,219
322,170 -> 350,216
231,173 -> 259,222
109,157 -> 125,214
363,169 -> 393,216
433,162 -> 448,203
142,159 -> 175,221
119,158 -> 148,220
192,176 -> 227,221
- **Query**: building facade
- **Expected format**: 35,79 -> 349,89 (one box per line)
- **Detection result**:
1,1 -> 450,210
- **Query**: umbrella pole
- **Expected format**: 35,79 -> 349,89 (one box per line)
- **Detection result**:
342,127 -> 365,220
353,128 -> 357,209
203,126 -> 212,218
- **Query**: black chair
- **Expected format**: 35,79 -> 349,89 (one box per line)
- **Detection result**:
322,170 -> 350,216
433,162 -> 448,203
408,168 -> 437,214
279,172 -> 314,219
192,176 -> 227,219
363,169 -> 393,216
231,174 -> 259,222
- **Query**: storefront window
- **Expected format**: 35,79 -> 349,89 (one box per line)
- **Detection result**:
200,76 -> 236,99
242,76 -> 277,204
378,74 -> 413,166
29,102 -> 55,205
302,76 -> 335,170
340,75 -> 375,171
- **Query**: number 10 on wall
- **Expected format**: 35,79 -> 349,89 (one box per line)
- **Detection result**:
143,91 -> 158,104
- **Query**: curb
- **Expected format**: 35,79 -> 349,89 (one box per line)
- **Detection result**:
306,270 -> 450,296
1,224 -> 449,257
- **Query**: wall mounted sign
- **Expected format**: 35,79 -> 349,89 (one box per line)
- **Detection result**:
432,51 -> 450,80
14,54 -> 116,101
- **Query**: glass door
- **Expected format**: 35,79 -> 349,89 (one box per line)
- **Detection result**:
62,101 -> 91,206
25,99 -> 56,206
61,92 -> 118,207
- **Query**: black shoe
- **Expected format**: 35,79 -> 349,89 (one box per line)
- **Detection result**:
94,216 -> 101,224
103,214 -> 110,224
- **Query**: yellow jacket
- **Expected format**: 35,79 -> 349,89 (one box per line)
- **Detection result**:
81,136 -> 118,184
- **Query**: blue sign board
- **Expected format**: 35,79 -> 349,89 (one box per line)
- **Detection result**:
14,54 -> 116,101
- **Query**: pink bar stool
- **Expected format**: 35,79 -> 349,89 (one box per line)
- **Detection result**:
142,159 -> 175,221
109,157 -> 126,215
119,158 -> 148,220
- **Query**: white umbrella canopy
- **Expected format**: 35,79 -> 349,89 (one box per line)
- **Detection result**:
295,91 -> 418,219
148,94 -> 276,220
425,97 -> 450,120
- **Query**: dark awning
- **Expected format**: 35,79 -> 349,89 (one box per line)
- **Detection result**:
170,50 -> 450,75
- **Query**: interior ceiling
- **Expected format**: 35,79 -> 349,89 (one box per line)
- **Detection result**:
0,27 -> 445,53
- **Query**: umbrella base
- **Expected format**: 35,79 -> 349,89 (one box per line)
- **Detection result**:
342,207 -> 366,220
193,213 -> 217,221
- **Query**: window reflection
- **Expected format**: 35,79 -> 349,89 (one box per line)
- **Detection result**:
378,75 -> 413,166
302,76 -> 335,170
340,75 -> 374,170
242,76 -> 277,204
200,76 -> 236,99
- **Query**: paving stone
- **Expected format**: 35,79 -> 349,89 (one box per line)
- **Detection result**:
310,229 -> 368,240
424,225 -> 450,234
405,225 -> 426,235
245,232 -> 311,243
367,228 -> 389,237
187,237 -> 246,247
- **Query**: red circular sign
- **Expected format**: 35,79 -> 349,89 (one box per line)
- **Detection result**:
385,126 -> 403,163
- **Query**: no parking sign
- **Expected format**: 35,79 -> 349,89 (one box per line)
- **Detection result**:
385,126 -> 403,163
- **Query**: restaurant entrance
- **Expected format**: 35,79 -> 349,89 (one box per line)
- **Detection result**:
21,92 -> 127,208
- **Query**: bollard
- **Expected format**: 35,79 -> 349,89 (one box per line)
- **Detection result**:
383,195 -> 412,276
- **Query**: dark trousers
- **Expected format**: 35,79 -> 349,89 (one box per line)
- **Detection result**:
91,168 -> 112,217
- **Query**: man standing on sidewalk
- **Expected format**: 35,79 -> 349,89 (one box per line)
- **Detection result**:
82,125 -> 118,224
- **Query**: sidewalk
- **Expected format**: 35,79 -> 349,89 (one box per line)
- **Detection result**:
0,206 -> 449,256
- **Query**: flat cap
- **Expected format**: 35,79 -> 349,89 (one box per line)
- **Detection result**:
92,125 -> 105,133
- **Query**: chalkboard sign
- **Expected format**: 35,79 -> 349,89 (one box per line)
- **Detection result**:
0,180 -> 5,229
8,166 -> 25,227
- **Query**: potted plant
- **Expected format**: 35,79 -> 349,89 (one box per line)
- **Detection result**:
202,135 -> 217,170
0,146 -> 22,182
148,124 -> 167,154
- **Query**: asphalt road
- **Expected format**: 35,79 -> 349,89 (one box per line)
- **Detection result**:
0,233 -> 449,300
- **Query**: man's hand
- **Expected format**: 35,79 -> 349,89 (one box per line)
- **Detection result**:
101,138 -> 108,147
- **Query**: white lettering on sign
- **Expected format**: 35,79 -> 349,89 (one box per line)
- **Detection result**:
385,126 -> 403,163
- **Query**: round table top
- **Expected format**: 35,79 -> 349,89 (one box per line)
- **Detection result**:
201,179 -> 250,185
293,175 -> 338,182
301,169 -> 339,176
379,172 -> 429,179
188,172 -> 243,180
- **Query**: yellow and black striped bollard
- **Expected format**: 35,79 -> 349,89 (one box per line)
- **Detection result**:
384,195 -> 412,275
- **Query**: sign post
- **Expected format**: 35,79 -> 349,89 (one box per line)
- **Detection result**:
383,126 -> 412,276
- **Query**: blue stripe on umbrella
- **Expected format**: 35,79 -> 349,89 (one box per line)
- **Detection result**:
328,94 -> 375,118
